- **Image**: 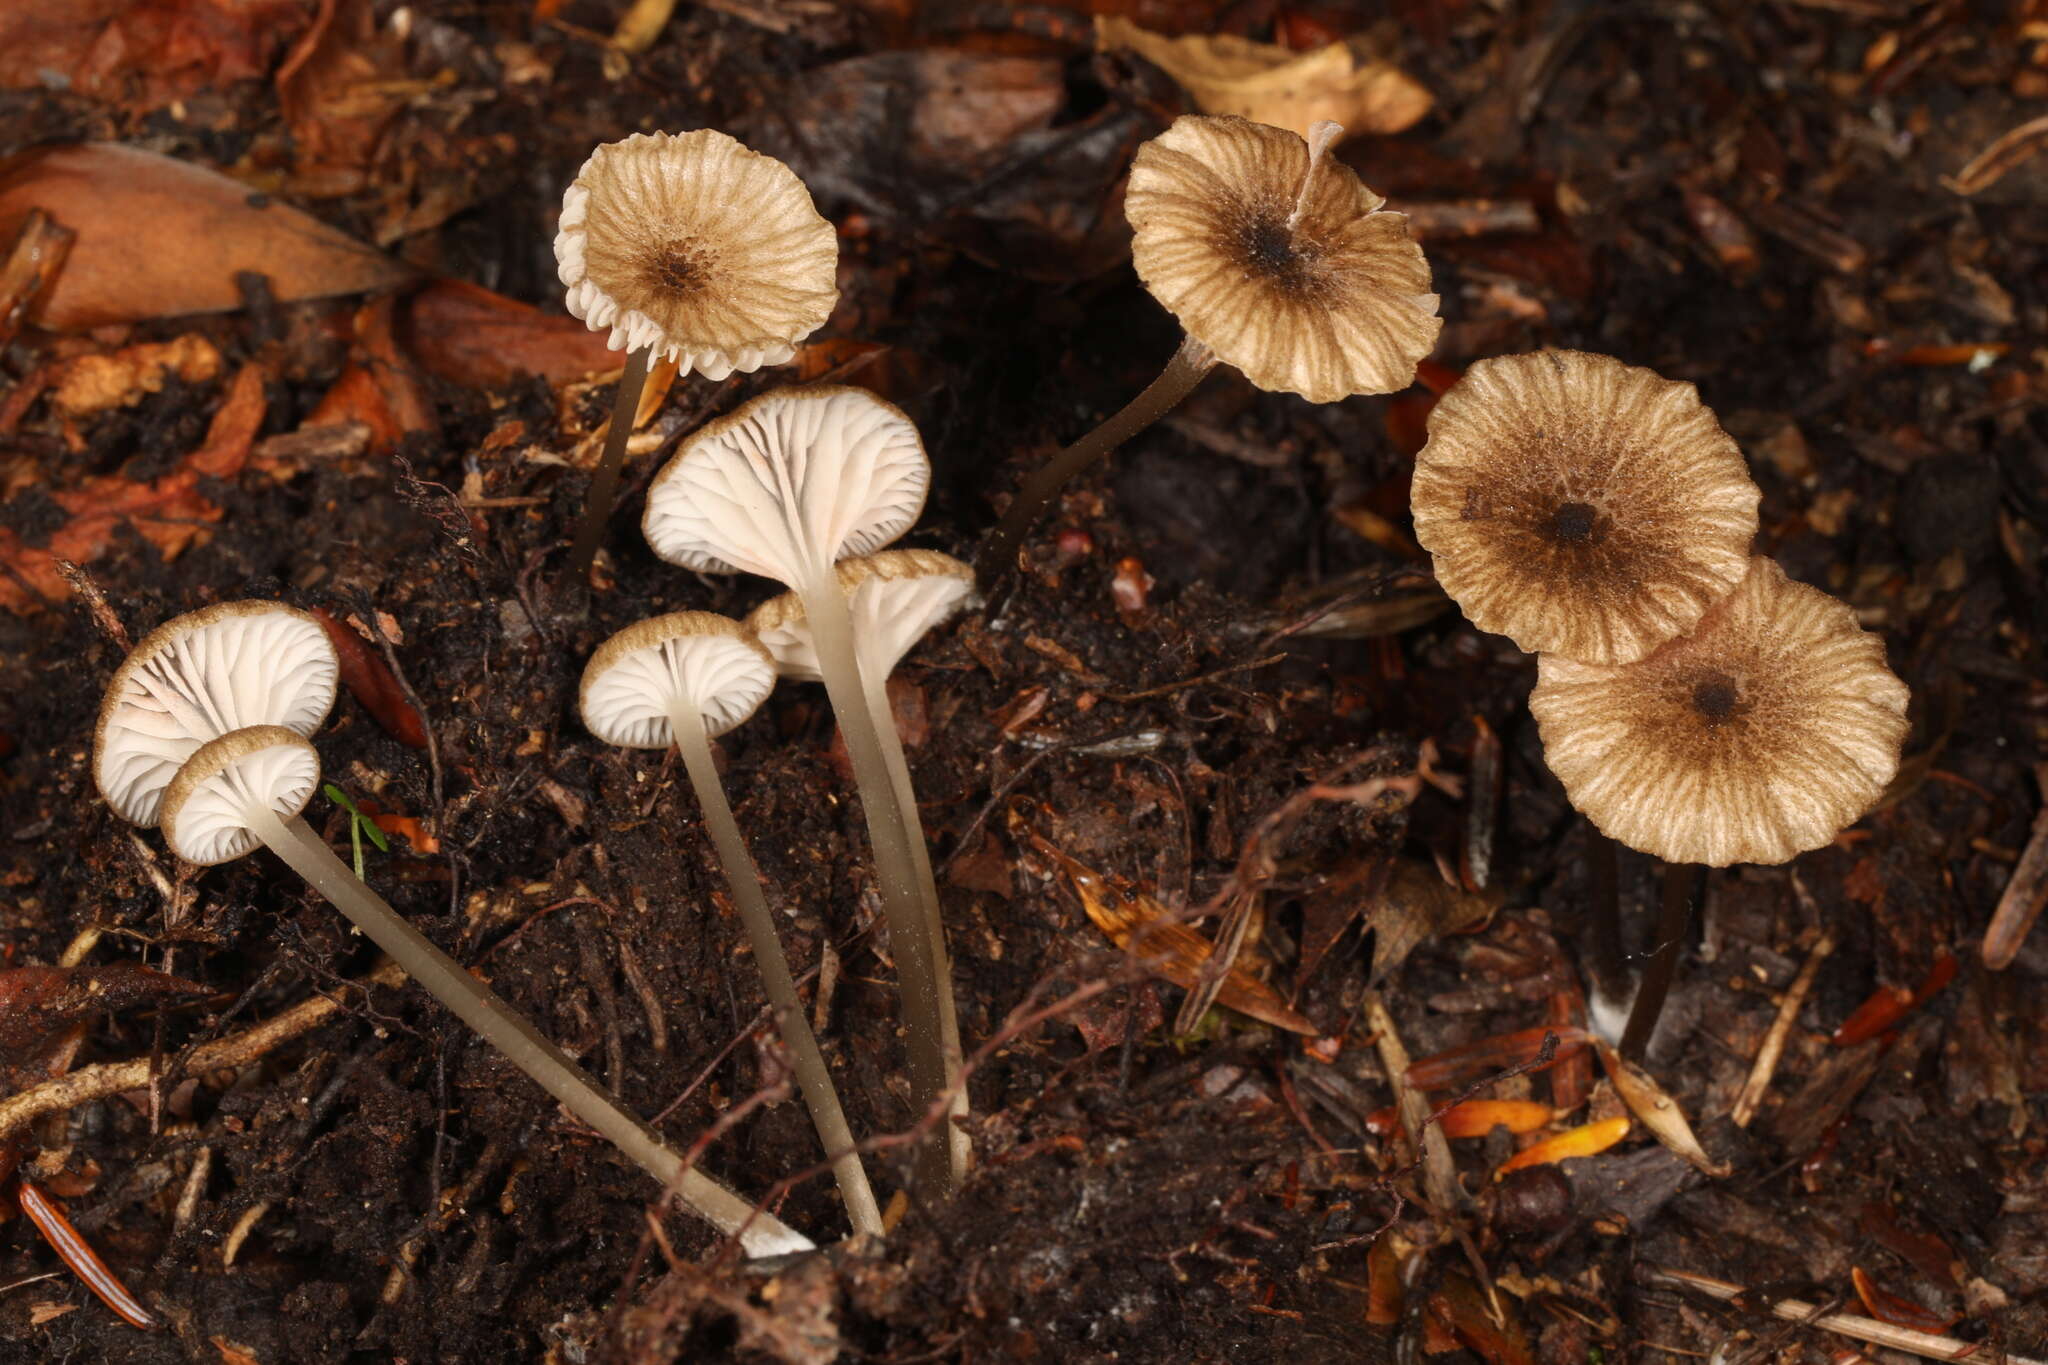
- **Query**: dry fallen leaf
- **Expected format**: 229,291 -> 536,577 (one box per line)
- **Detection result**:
0,143 -> 413,329
1367,859 -> 1500,983
1021,821 -> 1315,1035
0,0 -> 309,113
1096,17 -> 1431,139
399,278 -> 627,388
1595,1041 -> 1731,1178
1495,1115 -> 1630,1178
50,335 -> 223,417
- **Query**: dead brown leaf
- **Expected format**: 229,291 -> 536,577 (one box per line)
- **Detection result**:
50,335 -> 223,417
1367,859 -> 1500,983
0,143 -> 413,329
1095,17 -> 1431,139
399,278 -> 623,388
0,0 -> 311,112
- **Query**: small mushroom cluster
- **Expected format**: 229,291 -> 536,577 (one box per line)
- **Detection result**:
93,602 -> 813,1258
1409,349 -> 1910,872
583,386 -> 978,1233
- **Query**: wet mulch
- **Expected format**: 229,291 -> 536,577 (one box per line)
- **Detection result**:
2,1 -> 2046,1362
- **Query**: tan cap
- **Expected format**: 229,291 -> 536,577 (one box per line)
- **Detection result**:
1530,558 -> 1910,866
643,385 -> 928,585
554,129 -> 838,379
580,613 -> 777,747
746,550 -> 975,682
159,726 -> 321,866
1125,115 -> 1440,404
94,601 -> 338,827
1411,350 -> 1761,666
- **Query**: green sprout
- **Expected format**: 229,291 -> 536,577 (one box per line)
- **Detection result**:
322,783 -> 390,878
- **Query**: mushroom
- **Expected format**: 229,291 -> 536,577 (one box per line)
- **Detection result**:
94,600 -> 337,827
1411,350 -> 1762,666
553,129 -> 840,587
1531,556 -> 1909,1054
643,385 -> 965,1192
745,549 -> 977,1178
148,725 -> 812,1258
581,612 -> 883,1237
977,114 -> 1440,580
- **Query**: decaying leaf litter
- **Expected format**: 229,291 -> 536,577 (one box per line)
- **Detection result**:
2,1 -> 2046,1361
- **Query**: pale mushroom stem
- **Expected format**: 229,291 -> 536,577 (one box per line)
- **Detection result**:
797,570 -> 963,1196
240,802 -> 812,1259
664,699 -> 887,1238
974,334 -> 1217,584
1618,862 -> 1704,1061
564,346 -> 653,589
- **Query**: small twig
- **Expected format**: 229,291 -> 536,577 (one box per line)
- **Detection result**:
1643,1266 -> 2047,1365
0,962 -> 405,1142
1103,653 -> 1287,704
53,559 -> 129,649
1731,927 -> 1835,1128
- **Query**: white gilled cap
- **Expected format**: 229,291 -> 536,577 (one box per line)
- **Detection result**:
747,550 -> 976,682
580,613 -> 777,748
643,386 -> 929,585
159,726 -> 322,865
553,129 -> 839,379
94,602 -> 339,827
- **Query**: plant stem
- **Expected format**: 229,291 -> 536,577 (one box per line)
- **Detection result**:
852,634 -> 971,1183
668,701 -> 885,1238
564,347 -> 652,590
246,805 -> 813,1259
974,334 -> 1218,584
1619,862 -> 1703,1062
798,570 -> 960,1197
1582,828 -> 1630,1041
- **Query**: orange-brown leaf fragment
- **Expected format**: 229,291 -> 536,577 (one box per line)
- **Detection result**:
1367,1099 -> 1554,1139
1495,1116 -> 1630,1178
1031,829 -> 1315,1034
0,143 -> 411,329
1406,1025 -> 1588,1091
313,608 -> 427,748
1851,1266 -> 1959,1333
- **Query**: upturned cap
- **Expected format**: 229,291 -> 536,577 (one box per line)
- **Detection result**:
1530,558 -> 1910,867
554,129 -> 838,379
1125,115 -> 1441,403
1411,350 -> 1761,666
746,550 -> 976,682
159,726 -> 321,866
643,385 -> 928,586
94,601 -> 338,828
580,612 -> 777,747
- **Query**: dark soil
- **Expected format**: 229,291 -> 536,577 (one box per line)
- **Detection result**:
2,2 -> 2045,1363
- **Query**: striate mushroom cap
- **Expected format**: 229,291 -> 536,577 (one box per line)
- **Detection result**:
1530,558 -> 1910,867
1411,350 -> 1761,666
580,612 -> 777,748
554,129 -> 839,380
159,726 -> 322,866
643,385 -> 929,585
746,549 -> 976,682
1125,114 -> 1440,404
94,601 -> 338,828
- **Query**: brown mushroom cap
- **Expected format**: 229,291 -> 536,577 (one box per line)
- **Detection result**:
1411,350 -> 1761,666
1125,115 -> 1440,404
553,130 -> 838,380
1530,557 -> 1910,867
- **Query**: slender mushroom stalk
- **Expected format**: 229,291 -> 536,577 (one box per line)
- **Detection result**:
977,116 -> 1440,582
582,614 -> 883,1237
159,727 -> 813,1259
642,386 -> 965,1194
748,550 -> 979,1178
552,129 -> 840,589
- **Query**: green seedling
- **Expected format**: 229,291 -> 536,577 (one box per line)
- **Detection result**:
322,783 -> 389,878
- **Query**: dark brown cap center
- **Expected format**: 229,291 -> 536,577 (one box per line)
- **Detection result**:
1691,673 -> 1741,725
1238,215 -> 1318,292
1552,501 -> 1599,544
647,240 -> 711,297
